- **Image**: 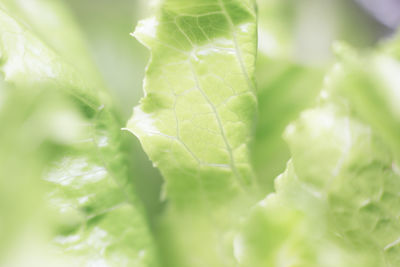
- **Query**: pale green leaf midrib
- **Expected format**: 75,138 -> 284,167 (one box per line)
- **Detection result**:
218,0 -> 255,92
175,0 -> 255,187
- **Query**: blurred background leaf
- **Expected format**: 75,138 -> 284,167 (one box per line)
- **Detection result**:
0,1 -> 159,266
252,0 -> 399,192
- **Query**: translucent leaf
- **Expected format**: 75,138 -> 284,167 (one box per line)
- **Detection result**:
127,0 -> 258,210
0,3 -> 158,266
331,43 -> 400,162
253,56 -> 324,190
239,49 -> 400,265
253,0 -> 326,189
0,0 -> 101,85
126,0 -> 258,266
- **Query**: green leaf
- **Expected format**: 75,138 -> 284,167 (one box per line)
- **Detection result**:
331,43 -> 400,162
127,0 -> 258,210
257,0 -> 296,59
282,92 -> 400,265
0,0 -> 102,85
42,101 -> 158,267
0,3 -> 158,266
239,52 -> 400,266
252,55 -> 324,190
0,5 -> 100,108
236,162 -> 378,267
126,1 -> 259,266
251,0 -> 326,190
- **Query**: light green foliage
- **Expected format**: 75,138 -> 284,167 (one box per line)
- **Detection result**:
252,0 -> 325,189
42,104 -> 158,267
257,0 -> 296,59
0,0 -> 101,84
127,0 -> 258,210
2,0 -> 400,266
253,56 -> 323,189
238,48 -> 400,266
128,1 -> 400,266
0,5 -> 99,107
127,1 -> 259,266
236,162 -> 378,267
0,1 -> 157,266
283,79 -> 400,265
331,43 -> 400,161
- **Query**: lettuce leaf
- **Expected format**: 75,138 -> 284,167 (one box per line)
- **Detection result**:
0,0 -> 101,85
331,42 -> 400,162
127,0 -> 258,210
0,1 -> 158,266
253,55 -> 324,190
238,38 -> 400,266
2,0 -> 399,266
252,0 -> 326,190
127,0 -> 259,266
